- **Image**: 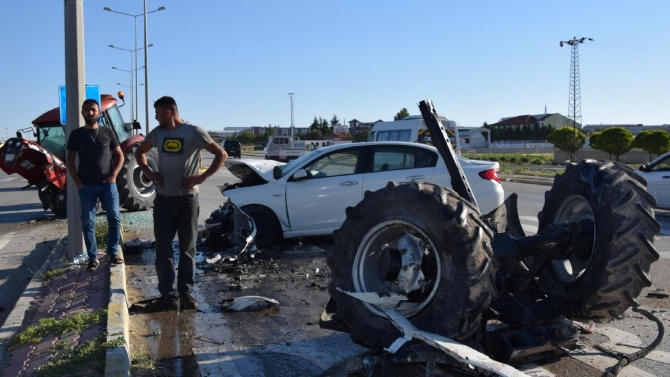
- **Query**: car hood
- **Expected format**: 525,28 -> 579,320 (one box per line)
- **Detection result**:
225,159 -> 283,183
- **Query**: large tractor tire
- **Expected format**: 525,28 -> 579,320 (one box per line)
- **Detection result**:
536,160 -> 660,322
117,146 -> 158,211
327,181 -> 497,353
39,184 -> 67,219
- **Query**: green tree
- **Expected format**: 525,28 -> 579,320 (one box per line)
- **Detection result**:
351,130 -> 370,142
310,117 -> 320,131
394,108 -> 410,121
589,127 -> 634,162
634,130 -> 670,160
330,114 -> 340,128
548,126 -> 586,161
236,130 -> 254,145
304,129 -> 324,140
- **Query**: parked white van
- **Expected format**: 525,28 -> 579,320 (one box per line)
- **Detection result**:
368,115 -> 461,152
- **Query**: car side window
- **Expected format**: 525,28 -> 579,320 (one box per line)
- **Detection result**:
372,146 -> 436,172
303,149 -> 360,179
651,157 -> 670,171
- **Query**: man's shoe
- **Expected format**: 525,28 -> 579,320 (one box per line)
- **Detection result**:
144,296 -> 179,313
180,294 -> 198,310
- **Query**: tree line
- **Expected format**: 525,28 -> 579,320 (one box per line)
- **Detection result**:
548,126 -> 670,162
484,123 -> 555,141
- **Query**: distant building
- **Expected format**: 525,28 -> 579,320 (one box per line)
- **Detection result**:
582,124 -> 670,136
488,113 -> 574,129
348,119 -> 381,133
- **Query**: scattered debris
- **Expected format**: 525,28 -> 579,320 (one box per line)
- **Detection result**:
206,253 -> 222,264
220,295 -> 280,313
647,288 -> 669,299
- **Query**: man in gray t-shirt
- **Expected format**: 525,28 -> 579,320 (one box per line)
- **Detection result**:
136,96 -> 227,312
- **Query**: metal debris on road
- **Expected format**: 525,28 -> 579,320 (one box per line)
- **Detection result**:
220,295 -> 280,313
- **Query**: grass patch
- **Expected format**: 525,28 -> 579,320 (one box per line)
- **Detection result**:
499,167 -> 560,178
96,222 -> 109,251
34,334 -> 124,377
42,268 -> 67,281
9,309 -> 107,349
472,153 -> 555,166
131,346 -> 161,376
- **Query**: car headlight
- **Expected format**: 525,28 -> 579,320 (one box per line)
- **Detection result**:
14,140 -> 21,147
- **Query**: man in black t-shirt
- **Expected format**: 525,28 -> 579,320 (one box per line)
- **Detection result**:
66,99 -> 124,272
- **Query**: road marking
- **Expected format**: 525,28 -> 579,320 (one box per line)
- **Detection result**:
597,325 -> 670,365
0,232 -> 16,251
518,364 -> 555,376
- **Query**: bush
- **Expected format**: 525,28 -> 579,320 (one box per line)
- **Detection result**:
498,156 -> 508,162
509,157 -> 517,164
488,157 -> 499,162
532,158 -> 543,165
520,157 -> 530,164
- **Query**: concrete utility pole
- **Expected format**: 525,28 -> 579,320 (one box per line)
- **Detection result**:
560,36 -> 592,161
64,0 -> 85,261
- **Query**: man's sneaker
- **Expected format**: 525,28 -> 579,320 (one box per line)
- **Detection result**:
180,294 -> 198,310
144,296 -> 179,313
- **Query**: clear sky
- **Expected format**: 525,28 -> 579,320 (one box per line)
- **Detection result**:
1,0 -> 669,140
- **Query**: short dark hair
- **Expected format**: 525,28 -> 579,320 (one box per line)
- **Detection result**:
154,96 -> 179,113
82,98 -> 100,110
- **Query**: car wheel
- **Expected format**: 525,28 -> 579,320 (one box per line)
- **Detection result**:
241,205 -> 281,247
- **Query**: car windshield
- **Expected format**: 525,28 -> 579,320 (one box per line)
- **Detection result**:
277,149 -> 324,177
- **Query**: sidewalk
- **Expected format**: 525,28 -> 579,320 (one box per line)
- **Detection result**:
0,237 -> 129,377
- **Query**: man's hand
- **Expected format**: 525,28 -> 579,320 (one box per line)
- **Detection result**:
104,174 -> 117,183
182,174 -> 206,189
144,170 -> 164,186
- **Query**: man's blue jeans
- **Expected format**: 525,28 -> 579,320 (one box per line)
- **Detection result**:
153,194 -> 199,299
78,183 -> 121,261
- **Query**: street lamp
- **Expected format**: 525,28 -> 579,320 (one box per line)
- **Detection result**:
103,4 -> 166,134
109,44 -> 153,122
112,66 -> 146,120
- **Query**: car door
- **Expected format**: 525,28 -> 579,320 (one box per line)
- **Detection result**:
644,155 -> 670,208
362,145 -> 438,194
285,147 -> 364,233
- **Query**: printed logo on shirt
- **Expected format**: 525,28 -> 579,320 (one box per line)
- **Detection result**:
163,138 -> 184,154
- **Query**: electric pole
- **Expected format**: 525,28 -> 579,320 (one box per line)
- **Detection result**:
560,36 -> 592,161
289,93 -> 294,140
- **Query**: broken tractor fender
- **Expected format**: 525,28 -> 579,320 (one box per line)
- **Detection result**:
339,289 -> 530,377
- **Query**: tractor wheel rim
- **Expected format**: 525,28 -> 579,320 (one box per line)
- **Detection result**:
132,160 -> 157,197
551,195 -> 596,283
352,220 -> 442,318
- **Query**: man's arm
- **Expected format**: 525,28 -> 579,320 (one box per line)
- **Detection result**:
135,140 -> 163,185
104,146 -> 124,183
66,150 -> 84,189
183,142 -> 227,189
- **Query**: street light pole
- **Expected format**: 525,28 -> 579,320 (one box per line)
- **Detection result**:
289,93 -> 294,141
112,66 -> 136,120
110,44 -> 152,128
103,5 -> 165,134
144,0 -> 150,134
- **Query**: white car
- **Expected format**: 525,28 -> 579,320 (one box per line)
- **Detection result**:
637,151 -> 670,209
218,141 -> 504,246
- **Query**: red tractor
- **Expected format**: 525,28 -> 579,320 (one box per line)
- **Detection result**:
0,93 -> 159,217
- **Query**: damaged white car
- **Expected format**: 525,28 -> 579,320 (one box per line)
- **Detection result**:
205,142 -> 504,247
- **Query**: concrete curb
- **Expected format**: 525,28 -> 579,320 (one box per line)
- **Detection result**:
105,246 -> 131,376
0,235 -> 67,367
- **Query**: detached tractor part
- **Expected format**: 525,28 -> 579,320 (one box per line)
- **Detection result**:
323,99 -> 661,372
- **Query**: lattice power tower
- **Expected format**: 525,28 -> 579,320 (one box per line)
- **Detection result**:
560,37 -> 592,131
